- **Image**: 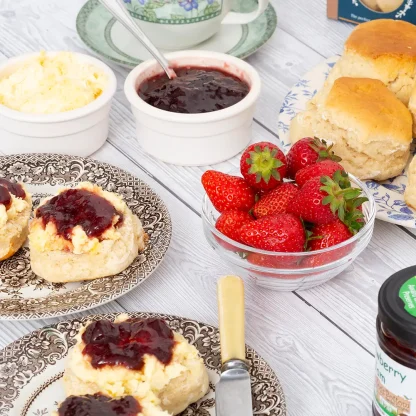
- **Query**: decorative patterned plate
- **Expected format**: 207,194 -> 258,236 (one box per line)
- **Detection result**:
76,0 -> 277,68
0,154 -> 171,320
277,56 -> 416,228
0,312 -> 286,416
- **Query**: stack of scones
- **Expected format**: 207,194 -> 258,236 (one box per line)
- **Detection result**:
290,19 -> 416,209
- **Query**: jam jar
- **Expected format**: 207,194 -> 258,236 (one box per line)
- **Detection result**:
373,266 -> 416,416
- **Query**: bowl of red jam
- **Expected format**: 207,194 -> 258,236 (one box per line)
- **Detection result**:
124,51 -> 261,166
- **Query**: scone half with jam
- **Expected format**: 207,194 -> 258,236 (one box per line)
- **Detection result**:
63,314 -> 209,415
29,182 -> 147,282
53,393 -> 170,416
0,179 -> 32,261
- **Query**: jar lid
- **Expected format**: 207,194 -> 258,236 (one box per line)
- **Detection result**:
378,266 -> 416,346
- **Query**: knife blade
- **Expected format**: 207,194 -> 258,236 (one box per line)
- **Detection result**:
216,275 -> 253,416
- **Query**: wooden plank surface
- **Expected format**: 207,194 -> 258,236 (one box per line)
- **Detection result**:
0,1 -> 413,415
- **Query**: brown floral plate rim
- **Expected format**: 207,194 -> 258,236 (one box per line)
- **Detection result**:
0,312 -> 287,415
0,154 -> 172,320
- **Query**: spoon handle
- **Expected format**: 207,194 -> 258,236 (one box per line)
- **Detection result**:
99,0 -> 175,78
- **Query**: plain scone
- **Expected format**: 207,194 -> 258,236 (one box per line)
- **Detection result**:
361,0 -> 379,10
0,186 -> 32,261
322,19 -> 416,106
409,84 -> 416,136
29,183 -> 147,282
405,156 -> 416,210
63,316 -> 209,415
290,77 -> 413,181
377,0 -> 404,12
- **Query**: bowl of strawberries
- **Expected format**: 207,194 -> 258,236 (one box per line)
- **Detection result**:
201,138 -> 376,291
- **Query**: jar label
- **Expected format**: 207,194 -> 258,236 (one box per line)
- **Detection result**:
399,276 -> 416,318
373,344 -> 416,416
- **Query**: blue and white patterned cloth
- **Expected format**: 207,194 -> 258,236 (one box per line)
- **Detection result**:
277,56 -> 416,228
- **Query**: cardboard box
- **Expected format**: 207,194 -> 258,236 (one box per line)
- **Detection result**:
328,0 -> 416,25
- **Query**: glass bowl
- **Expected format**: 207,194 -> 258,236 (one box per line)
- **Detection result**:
202,175 -> 376,291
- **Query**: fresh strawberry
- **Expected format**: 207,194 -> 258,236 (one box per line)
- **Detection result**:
215,210 -> 253,243
302,240 -> 353,268
253,183 -> 298,218
202,170 -> 255,213
288,171 -> 368,227
239,213 -> 305,252
302,252 -> 340,268
247,252 -> 298,268
254,188 -> 270,201
308,219 -> 352,251
240,142 -> 287,191
295,160 -> 345,187
286,137 -> 342,179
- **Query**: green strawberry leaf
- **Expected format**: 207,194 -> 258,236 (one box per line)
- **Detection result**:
320,173 -> 368,234
310,137 -> 342,162
247,145 -> 284,184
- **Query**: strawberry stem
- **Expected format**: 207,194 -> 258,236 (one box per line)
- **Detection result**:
247,146 -> 284,184
311,137 -> 342,163
320,171 -> 368,234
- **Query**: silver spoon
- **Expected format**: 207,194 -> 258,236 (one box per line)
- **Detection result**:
99,0 -> 176,79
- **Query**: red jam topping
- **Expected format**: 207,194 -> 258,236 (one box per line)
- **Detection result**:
57,394 -> 141,416
138,67 -> 250,114
0,178 -> 26,199
0,187 -> 11,210
82,318 -> 175,371
0,179 -> 25,210
35,189 -> 123,240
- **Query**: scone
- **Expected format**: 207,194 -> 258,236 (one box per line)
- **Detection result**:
53,393 -> 169,416
409,84 -> 416,137
63,315 -> 209,415
323,19 -> 416,105
0,179 -> 31,261
29,182 -> 147,282
405,156 -> 416,210
377,0 -> 403,12
361,0 -> 380,10
290,77 -> 413,181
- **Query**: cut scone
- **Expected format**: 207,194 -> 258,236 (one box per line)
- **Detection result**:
322,19 -> 416,105
290,77 -> 413,181
405,156 -> 416,210
63,315 -> 209,415
361,0 -> 380,10
0,180 -> 32,261
377,0 -> 403,12
29,182 -> 147,282
409,83 -> 416,137
52,393 -> 170,416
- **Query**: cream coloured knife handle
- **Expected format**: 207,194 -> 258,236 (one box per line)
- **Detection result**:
217,275 -> 246,364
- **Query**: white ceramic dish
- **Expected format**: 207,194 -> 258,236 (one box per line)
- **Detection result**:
124,50 -> 261,166
0,51 -> 117,157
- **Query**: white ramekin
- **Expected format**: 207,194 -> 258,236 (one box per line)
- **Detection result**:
0,52 -> 117,157
124,51 -> 261,166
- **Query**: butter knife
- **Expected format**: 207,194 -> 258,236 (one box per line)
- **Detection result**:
216,275 -> 253,416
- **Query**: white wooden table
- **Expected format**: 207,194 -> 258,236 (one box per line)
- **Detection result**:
1,1 -> 413,414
